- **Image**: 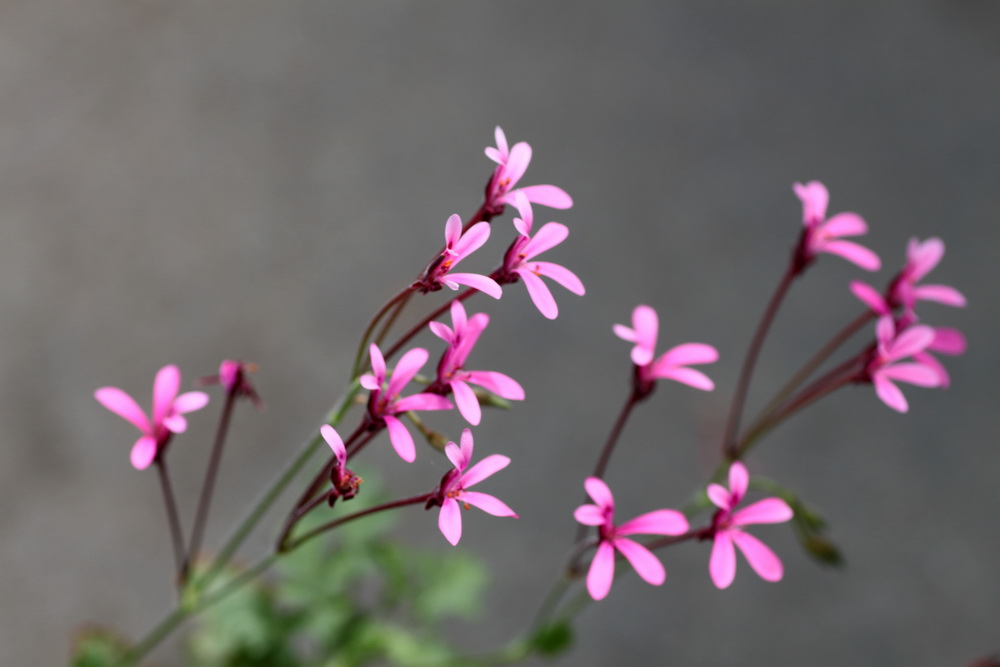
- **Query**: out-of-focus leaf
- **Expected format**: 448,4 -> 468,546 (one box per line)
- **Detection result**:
70,626 -> 128,667
531,620 -> 574,656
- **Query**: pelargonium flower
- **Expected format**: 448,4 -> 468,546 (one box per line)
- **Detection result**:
851,237 -> 966,321
613,304 -> 719,395
707,462 -> 793,590
432,429 -> 518,546
793,181 -> 880,272
361,343 -> 453,462
429,301 -> 524,425
865,316 -> 943,413
574,477 -> 689,601
497,193 -> 585,319
418,214 -> 502,299
483,126 -> 573,215
95,364 -> 210,470
320,424 -> 362,505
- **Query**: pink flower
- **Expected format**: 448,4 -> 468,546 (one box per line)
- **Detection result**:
707,462 -> 793,589
793,181 -> 880,272
498,194 -> 585,319
613,305 -> 719,394
199,360 -> 264,409
321,424 -> 362,505
361,343 -> 454,462
851,237 -> 966,320
429,301 -> 525,425
95,365 -> 210,470
484,126 -> 573,215
433,429 -> 518,546
574,477 -> 689,601
418,214 -> 502,299
865,316 -> 943,412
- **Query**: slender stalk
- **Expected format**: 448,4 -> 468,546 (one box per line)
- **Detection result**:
281,493 -> 433,552
722,263 -> 798,457
384,288 -> 478,361
183,389 -> 238,582
350,287 -> 417,379
155,457 -> 186,581
373,291 -> 413,348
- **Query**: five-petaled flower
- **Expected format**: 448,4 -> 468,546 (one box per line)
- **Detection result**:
707,462 -> 793,589
417,214 -> 502,299
320,424 -> 362,505
497,193 -> 585,319
432,428 -> 518,546
613,304 -> 719,397
95,364 -> 210,470
793,181 -> 880,273
361,343 -> 453,462
574,477 -> 689,601
429,301 -> 525,425
865,316 -> 942,413
483,126 -> 573,216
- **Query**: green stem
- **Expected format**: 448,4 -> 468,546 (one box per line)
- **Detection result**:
350,288 -> 417,379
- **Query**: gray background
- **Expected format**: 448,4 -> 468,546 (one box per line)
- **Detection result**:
2,2 -> 997,665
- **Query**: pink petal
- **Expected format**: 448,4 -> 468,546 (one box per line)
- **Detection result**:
450,300 -> 468,332
391,393 -> 453,413
532,261 -> 585,296
444,441 -> 463,472
511,190 -> 533,232
429,321 -> 455,344
613,324 -> 638,343
587,541 -> 616,601
386,347 -> 428,397
574,504 -> 606,526
913,284 -> 966,308
728,462 -> 749,501
651,366 -> 715,391
451,379 -> 482,425
886,324 -> 935,361
850,281 -> 889,315
876,316 -> 896,349
516,184 -> 573,210
618,509 -> 689,537
152,365 -> 181,426
929,327 -> 967,355
584,477 -> 615,512
873,375 -> 909,413
463,371 -> 525,400
914,352 -> 950,389
460,454 -> 511,488
517,268 -> 559,319
520,222 -> 569,260
820,212 -> 868,237
321,424 -> 346,464
163,415 -> 188,433
615,537 -> 666,586
444,214 -> 462,249
438,497 -> 462,546
820,240 -> 881,271
880,362 -> 941,387
444,273 -> 502,299
173,391 -> 209,414
709,530 -> 737,589
459,427 -> 474,463
130,435 -> 158,470
658,343 -> 719,367
368,344 -> 386,384
452,222 -> 491,261
731,531 -> 784,582
461,491 -> 518,517
908,237 -> 944,282
493,126 -> 508,159
360,374 -> 380,391
504,142 -> 532,187
95,387 -> 150,433
732,498 -> 793,526
793,181 -> 829,224
383,415 -> 416,462
707,483 -> 731,510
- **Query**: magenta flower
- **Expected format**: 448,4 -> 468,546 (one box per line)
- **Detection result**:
361,343 -> 453,462
95,365 -> 210,470
497,194 -> 585,319
429,301 -> 525,425
851,237 -> 966,320
483,126 -> 573,215
320,424 -> 362,505
433,429 -> 518,546
574,477 -> 689,601
793,181 -> 880,272
707,462 -> 793,590
613,304 -> 719,394
418,214 -> 502,299
865,316 -> 943,412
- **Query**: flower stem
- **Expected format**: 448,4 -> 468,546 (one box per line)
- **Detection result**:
350,287 -> 417,379
183,388 -> 238,583
155,457 -> 186,584
383,288 -> 478,361
281,492 -> 433,552
722,262 -> 799,458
